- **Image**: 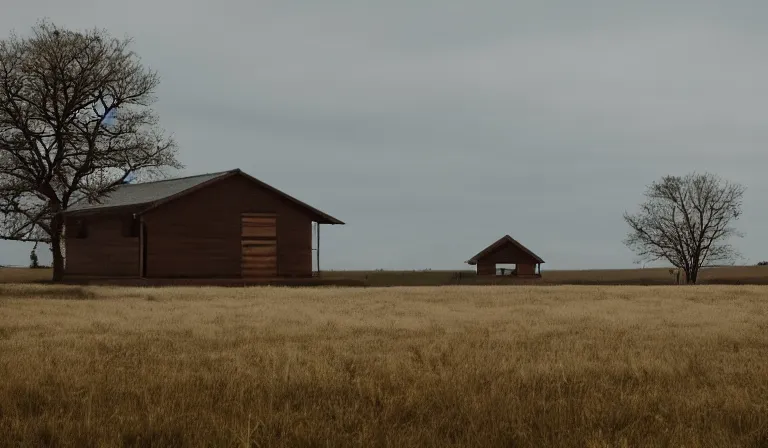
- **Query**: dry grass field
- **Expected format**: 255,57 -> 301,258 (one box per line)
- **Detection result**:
0,267 -> 51,283
2,284 -> 768,447
5,265 -> 768,286
321,265 -> 768,286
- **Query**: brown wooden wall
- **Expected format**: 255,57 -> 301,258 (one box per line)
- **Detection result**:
476,261 -> 537,276
241,213 -> 278,278
141,175 -> 313,278
516,263 -> 536,276
476,261 -> 496,276
64,215 -> 139,277
478,245 -> 540,265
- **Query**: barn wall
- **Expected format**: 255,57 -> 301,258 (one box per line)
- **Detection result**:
516,263 -> 536,276
141,175 -> 313,278
479,244 -> 540,265
64,215 -> 139,277
476,261 -> 496,276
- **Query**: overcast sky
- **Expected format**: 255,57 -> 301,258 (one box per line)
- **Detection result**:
1,0 -> 767,270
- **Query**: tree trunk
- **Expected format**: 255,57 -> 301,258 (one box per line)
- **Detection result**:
687,267 -> 699,284
50,214 -> 65,282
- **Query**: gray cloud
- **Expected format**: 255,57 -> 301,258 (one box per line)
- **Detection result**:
2,0 -> 767,269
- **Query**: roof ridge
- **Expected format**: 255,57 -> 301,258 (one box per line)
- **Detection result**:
466,234 -> 544,264
119,169 -> 235,187
64,168 -> 343,225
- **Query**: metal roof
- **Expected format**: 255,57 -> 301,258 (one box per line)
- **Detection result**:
67,171 -> 230,213
65,169 -> 344,224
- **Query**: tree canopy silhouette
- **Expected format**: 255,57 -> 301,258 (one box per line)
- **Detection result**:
623,172 -> 745,284
0,21 -> 181,280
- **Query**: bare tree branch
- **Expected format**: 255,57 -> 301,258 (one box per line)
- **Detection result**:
623,172 -> 745,284
0,21 -> 182,280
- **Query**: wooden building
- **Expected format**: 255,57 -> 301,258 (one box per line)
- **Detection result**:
62,169 -> 343,281
466,235 -> 544,277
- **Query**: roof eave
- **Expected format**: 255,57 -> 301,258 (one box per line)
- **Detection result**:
135,170 -> 238,216
234,170 -> 344,225
467,235 -> 545,264
62,169 -> 345,225
318,218 -> 345,225
63,203 -> 151,217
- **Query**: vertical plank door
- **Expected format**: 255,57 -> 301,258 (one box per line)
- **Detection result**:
241,213 -> 277,278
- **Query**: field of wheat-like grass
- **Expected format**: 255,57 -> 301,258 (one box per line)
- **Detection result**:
6,265 -> 768,286
1,284 -> 768,447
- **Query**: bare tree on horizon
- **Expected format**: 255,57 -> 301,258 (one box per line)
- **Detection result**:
0,20 -> 181,281
623,172 -> 745,284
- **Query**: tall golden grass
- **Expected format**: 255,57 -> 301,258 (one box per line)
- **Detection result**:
2,284 -> 768,447
0,267 -> 51,283
6,265 -> 768,286
321,266 -> 768,286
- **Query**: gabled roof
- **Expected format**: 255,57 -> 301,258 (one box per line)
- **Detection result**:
466,235 -> 544,265
67,171 -> 230,214
64,169 -> 344,224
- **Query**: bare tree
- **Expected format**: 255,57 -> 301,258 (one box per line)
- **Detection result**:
623,173 -> 745,284
0,21 -> 181,281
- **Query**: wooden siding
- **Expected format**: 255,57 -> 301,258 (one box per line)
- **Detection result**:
141,175 -> 313,278
516,263 -> 536,276
241,213 -> 278,278
64,215 -> 139,277
477,261 -> 496,276
476,261 -> 537,277
477,244 -> 541,265
241,213 -> 277,238
277,207 -> 312,277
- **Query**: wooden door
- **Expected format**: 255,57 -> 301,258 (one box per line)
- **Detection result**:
241,213 -> 277,278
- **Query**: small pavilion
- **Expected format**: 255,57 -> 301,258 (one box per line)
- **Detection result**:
466,235 -> 544,277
